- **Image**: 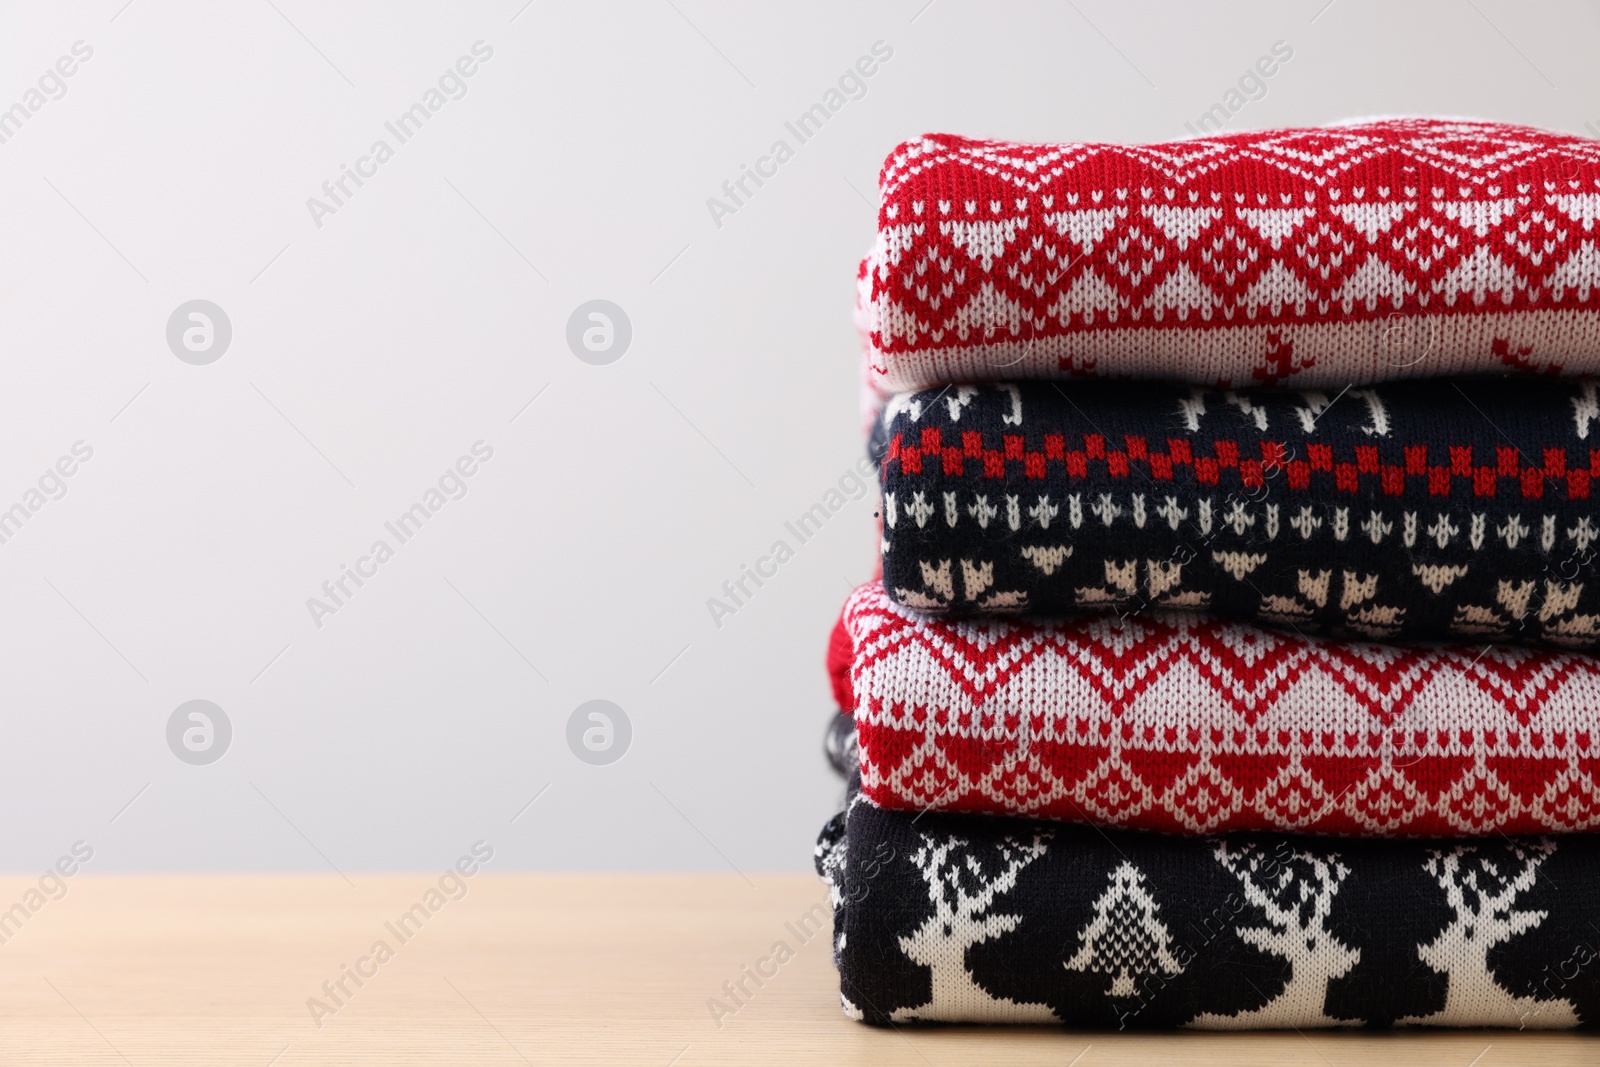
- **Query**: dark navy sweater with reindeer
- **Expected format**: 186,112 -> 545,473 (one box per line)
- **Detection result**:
816,776 -> 1600,1029
873,378 -> 1600,649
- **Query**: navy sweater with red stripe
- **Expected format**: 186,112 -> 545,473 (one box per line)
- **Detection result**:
873,377 -> 1600,648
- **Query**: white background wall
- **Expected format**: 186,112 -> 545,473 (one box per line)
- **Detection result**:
1,0 -> 1596,872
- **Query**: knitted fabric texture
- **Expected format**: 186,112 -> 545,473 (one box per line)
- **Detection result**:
855,255 -> 893,437
861,118 -> 1600,392
876,378 -> 1600,649
838,582 -> 1600,836
815,782 -> 1600,1028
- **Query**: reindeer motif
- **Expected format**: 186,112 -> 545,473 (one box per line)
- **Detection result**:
1190,842 -> 1359,1028
893,832 -> 1058,1023
1400,843 -> 1576,1028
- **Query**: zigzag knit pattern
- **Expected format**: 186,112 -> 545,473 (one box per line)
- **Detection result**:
817,781 -> 1600,1028
839,583 -> 1600,836
861,119 -> 1600,391
876,378 -> 1600,648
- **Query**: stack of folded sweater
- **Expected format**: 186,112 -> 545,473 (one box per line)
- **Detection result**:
816,118 -> 1600,1029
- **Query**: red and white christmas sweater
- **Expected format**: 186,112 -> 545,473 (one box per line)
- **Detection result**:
860,118 -> 1600,391
835,582 -> 1600,837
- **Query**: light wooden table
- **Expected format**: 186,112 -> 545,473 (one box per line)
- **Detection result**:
0,873 -> 1591,1064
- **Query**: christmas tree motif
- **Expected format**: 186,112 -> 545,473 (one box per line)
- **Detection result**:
1400,842 -> 1577,1028
1064,861 -> 1184,997
1191,842 -> 1359,1028
893,831 -> 1058,1023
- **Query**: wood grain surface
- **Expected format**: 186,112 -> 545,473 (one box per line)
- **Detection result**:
0,873 -> 1590,1064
